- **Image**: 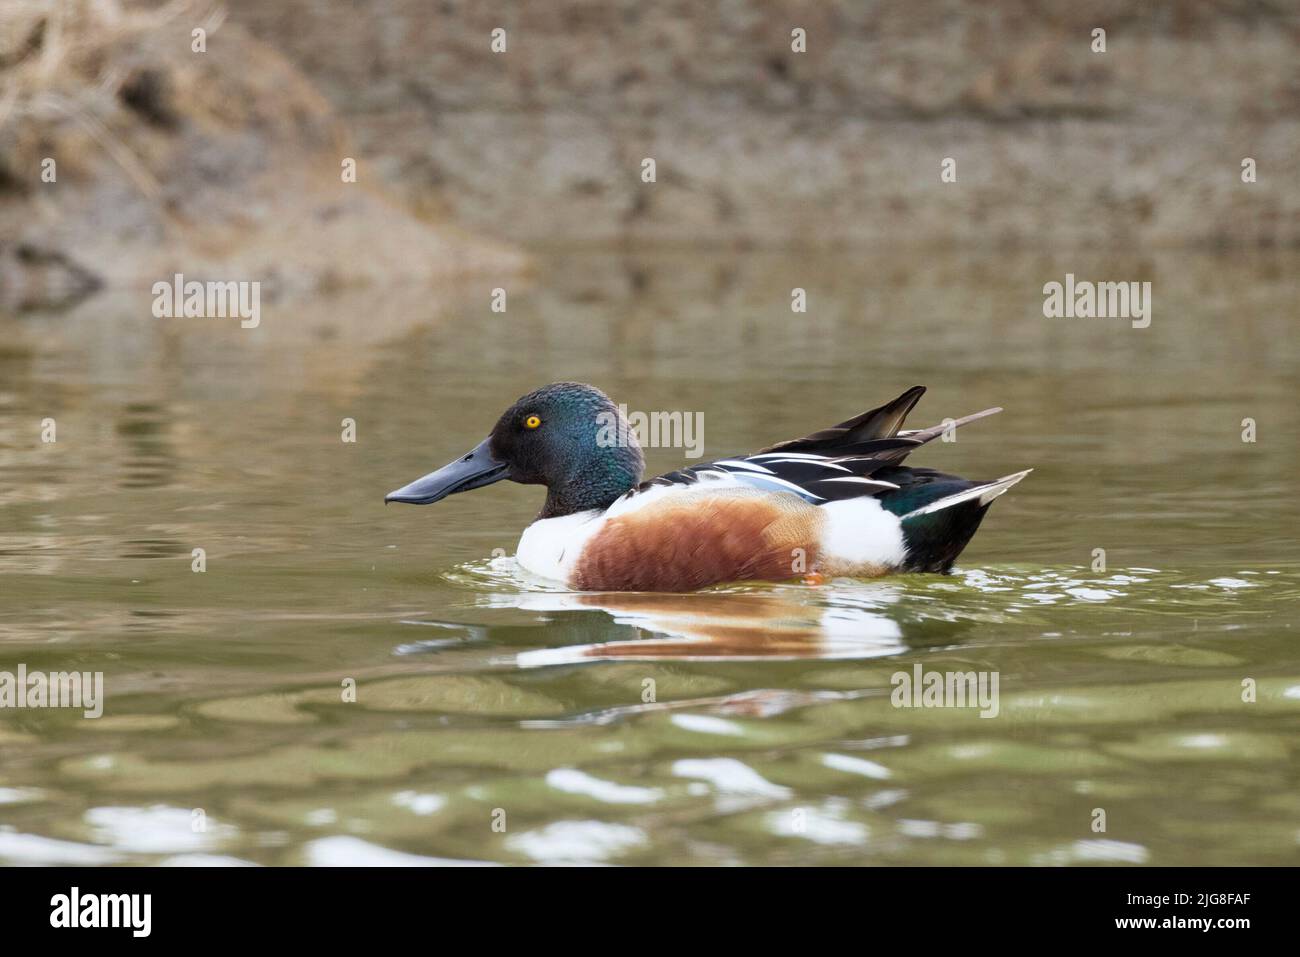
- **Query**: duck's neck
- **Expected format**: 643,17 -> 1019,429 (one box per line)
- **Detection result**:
539,450 -> 642,520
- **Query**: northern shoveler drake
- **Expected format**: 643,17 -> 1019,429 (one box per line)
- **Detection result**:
385,382 -> 1030,592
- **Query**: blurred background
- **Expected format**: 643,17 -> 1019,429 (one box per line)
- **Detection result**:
2,0 -> 1298,304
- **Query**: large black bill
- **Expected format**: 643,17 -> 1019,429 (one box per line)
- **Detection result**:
384,437 -> 508,505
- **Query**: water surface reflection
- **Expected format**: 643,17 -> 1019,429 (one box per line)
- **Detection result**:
1,249 -> 1298,865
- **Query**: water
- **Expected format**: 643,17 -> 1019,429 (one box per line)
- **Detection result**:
1,249 -> 1298,865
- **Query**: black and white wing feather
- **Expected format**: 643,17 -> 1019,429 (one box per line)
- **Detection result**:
628,386 -> 1002,506
641,442 -> 917,503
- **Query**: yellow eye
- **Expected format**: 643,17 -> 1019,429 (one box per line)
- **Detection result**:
524,415 -> 542,429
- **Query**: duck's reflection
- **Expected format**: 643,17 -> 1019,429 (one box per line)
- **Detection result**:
492,587 -> 909,666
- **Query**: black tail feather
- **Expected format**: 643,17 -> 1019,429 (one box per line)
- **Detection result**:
760,386 -> 927,454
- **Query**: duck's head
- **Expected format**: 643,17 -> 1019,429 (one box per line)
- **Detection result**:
385,382 -> 645,519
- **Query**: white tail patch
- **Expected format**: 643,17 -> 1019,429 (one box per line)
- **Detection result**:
819,497 -> 907,569
899,469 -> 1032,520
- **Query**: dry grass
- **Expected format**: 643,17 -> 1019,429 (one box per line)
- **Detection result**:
1,1 -> 224,110
0,1 -> 232,198
0,0 -> 352,217
0,0 -> 525,298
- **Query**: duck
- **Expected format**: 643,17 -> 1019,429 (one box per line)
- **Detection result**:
385,382 -> 1030,592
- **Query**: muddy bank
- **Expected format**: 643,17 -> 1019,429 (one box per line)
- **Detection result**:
0,2 -> 526,310
3,1 -> 1296,313
228,0 -> 1300,248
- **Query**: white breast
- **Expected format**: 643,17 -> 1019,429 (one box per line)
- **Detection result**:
515,509 -> 605,584
515,477 -> 746,582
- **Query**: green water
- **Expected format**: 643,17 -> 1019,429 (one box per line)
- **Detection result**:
1,249 -> 1298,865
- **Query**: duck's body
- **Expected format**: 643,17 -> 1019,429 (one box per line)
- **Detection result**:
386,383 -> 1029,592
517,479 -> 901,590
